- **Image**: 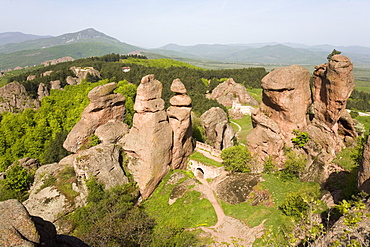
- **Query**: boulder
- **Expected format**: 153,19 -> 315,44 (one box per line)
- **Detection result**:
0,199 -> 40,246
122,75 -> 172,199
167,79 -> 194,169
95,119 -> 129,144
200,107 -> 235,150
0,199 -> 88,247
0,81 -> 40,113
63,82 -> 126,153
210,78 -> 259,107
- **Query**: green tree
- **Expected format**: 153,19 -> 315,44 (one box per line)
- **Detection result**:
327,49 -> 342,61
221,145 -> 252,173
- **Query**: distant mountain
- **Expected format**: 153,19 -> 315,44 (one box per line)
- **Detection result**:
0,32 -> 51,46
0,28 -> 124,54
153,43 -> 370,65
0,28 -> 142,70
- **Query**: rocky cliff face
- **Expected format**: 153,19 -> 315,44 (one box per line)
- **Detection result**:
210,78 -> 259,107
200,107 -> 235,150
247,56 -> 357,180
167,79 -> 194,169
122,75 -> 173,199
0,81 -> 40,114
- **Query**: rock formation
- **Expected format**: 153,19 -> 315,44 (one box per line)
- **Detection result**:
200,107 -> 235,150
0,81 -> 40,114
247,56 -> 357,178
167,79 -> 194,169
122,75 -> 173,199
313,55 -> 355,131
37,83 -> 49,100
358,135 -> 370,194
63,82 -> 126,153
50,80 -> 61,90
66,66 -> 100,85
210,78 -> 259,107
0,199 -> 88,247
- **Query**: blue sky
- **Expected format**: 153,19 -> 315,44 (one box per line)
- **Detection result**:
1,0 -> 369,48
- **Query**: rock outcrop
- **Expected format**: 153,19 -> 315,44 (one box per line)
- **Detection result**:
167,79 -> 194,169
122,75 -> 172,199
210,78 -> 259,107
0,199 -> 88,247
50,80 -> 61,90
66,66 -> 100,85
313,55 -> 355,131
200,107 -> 235,150
63,82 -> 126,153
358,135 -> 370,194
246,56 -> 357,178
0,81 -> 40,113
37,83 -> 49,100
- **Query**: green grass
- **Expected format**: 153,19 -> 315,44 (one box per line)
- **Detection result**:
247,88 -> 263,103
230,115 -> 254,145
189,151 -> 223,167
143,170 -> 217,233
55,166 -> 79,202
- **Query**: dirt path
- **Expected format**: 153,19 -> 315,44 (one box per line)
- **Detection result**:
195,147 -> 223,163
230,120 -> 245,146
194,174 -> 265,246
197,177 -> 225,228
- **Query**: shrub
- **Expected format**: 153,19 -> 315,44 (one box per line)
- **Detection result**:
291,130 -> 309,148
281,150 -> 307,180
221,145 -> 252,173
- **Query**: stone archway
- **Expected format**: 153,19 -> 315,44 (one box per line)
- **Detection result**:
196,167 -> 205,179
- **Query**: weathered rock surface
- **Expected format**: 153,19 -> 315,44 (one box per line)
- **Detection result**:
66,66 -> 100,85
210,78 -> 259,107
0,81 -> 40,113
122,75 -> 172,199
0,199 -> 88,247
63,82 -> 125,153
167,78 -> 194,169
200,107 -> 235,150
95,119 -> 129,144
73,144 -> 129,189
358,135 -> 370,194
215,173 -> 261,205
313,55 -> 355,132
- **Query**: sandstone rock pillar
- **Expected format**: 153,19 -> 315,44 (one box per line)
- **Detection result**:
167,79 -> 194,169
122,75 -> 172,199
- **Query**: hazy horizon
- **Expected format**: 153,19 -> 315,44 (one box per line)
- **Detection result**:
1,0 -> 369,48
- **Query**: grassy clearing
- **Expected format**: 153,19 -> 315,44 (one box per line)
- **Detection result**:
220,173 -> 322,246
230,115 -> 254,145
189,151 -> 223,167
143,170 -> 217,233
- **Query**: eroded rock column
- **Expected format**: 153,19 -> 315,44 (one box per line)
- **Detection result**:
167,79 -> 194,169
122,75 -> 172,199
